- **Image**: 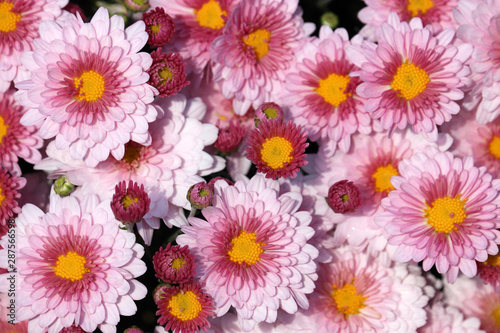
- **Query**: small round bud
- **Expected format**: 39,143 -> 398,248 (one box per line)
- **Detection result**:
321,12 -> 339,29
143,7 -> 175,47
255,102 -> 284,127
327,179 -> 362,214
111,180 -> 151,224
214,121 -> 247,155
153,244 -> 196,284
187,181 -> 213,210
54,175 -> 76,197
124,0 -> 149,12
208,176 -> 234,189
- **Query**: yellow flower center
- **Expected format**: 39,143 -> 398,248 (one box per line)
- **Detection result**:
168,291 -> 202,321
243,29 -> 271,61
0,115 -> 10,144
407,0 -> 434,17
485,251 -> 500,267
171,257 -> 186,270
0,187 -> 5,206
194,0 -> 226,30
263,107 -> 278,119
74,70 -> 105,102
151,24 -> 161,35
424,195 -> 467,233
228,231 -> 265,266
0,2 -> 21,33
331,283 -> 366,316
372,164 -> 398,193
53,251 -> 90,282
391,61 -> 430,100
315,73 -> 351,107
492,305 -> 500,329
121,194 -> 139,209
489,136 -> 500,159
159,66 -> 173,82
260,136 -> 294,170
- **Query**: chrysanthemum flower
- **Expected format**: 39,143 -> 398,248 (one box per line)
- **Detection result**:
214,120 -> 247,155
254,102 -> 284,125
346,13 -> 472,141
111,180 -> 151,224
176,174 -> 319,331
246,119 -> 308,179
0,89 -> 43,176
284,25 -> 371,156
326,179 -> 362,214
0,0 -> 68,92
156,282 -> 214,333
477,248 -> 500,293
149,0 -> 238,80
187,181 -> 214,210
304,247 -> 428,332
0,168 -> 25,226
143,7 -> 175,47
358,0 -> 458,41
454,0 -> 500,123
444,275 -> 500,333
147,48 -> 190,97
153,244 -> 196,284
15,7 -> 160,167
376,148 -> 500,283
0,193 -> 147,333
418,303 -> 484,333
211,0 -> 312,114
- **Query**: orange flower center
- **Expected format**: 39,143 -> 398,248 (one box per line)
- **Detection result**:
261,136 -> 294,170
243,29 -> 271,60
391,61 -> 430,100
0,2 -> 21,33
168,291 -> 202,321
407,0 -> 434,17
74,70 -> 105,102
53,251 -> 90,282
228,231 -> 265,266
315,73 -> 351,107
331,283 -> 366,316
194,0 -> 226,30
424,195 -> 467,233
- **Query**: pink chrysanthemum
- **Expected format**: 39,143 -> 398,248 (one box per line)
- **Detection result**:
148,0 -> 239,80
147,48 -> 190,97
143,7 -> 175,47
0,0 -> 68,92
454,0 -> 500,123
0,169 -> 25,226
358,0 -> 458,41
304,247 -> 428,332
214,120 -> 247,155
376,148 -> 500,283
187,181 -> 214,209
284,25 -> 371,156
246,119 -> 308,179
346,13 -> 472,141
211,0 -> 312,114
326,179 -> 362,214
153,244 -> 196,284
0,88 -> 43,176
177,175 -> 319,331
477,249 -> 500,293
0,193 -> 147,333
111,180 -> 151,224
156,282 -> 214,333
15,7 -> 160,167
418,303 -> 484,333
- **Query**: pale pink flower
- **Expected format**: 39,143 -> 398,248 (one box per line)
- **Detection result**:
418,303 -> 484,333
15,7 -> 160,167
376,148 -> 500,283
177,174 -> 319,331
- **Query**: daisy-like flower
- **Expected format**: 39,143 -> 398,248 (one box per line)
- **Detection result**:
418,303 -> 484,333
15,7 -> 160,167
176,174 -> 319,331
0,0 -> 68,92
149,0 -> 239,80
246,119 -> 308,179
156,282 -> 214,333
454,0 -> 500,123
0,88 -> 43,176
303,247 -> 428,332
358,0 -> 458,41
0,168 -> 25,226
147,48 -> 190,97
211,0 -> 313,114
0,192 -> 147,333
284,25 -> 371,156
153,244 -> 196,284
376,148 -> 500,283
143,7 -> 175,47
444,275 -> 500,333
346,13 -> 472,141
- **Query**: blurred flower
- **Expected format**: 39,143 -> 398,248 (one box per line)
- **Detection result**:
0,0 -> 68,92
153,244 -> 196,284
0,169 -> 25,226
211,0 -> 312,114
376,148 -> 500,283
347,13 -> 472,141
143,6 -> 175,47
418,303 -> 484,333
246,119 -> 308,179
147,48 -> 190,97
0,193 -> 147,332
0,88 -> 42,176
156,282 -> 214,333
284,25 -> 371,156
477,249 -> 500,293
124,0 -> 150,12
16,7 -> 160,167
177,174 -> 318,331
0,292 -> 28,332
